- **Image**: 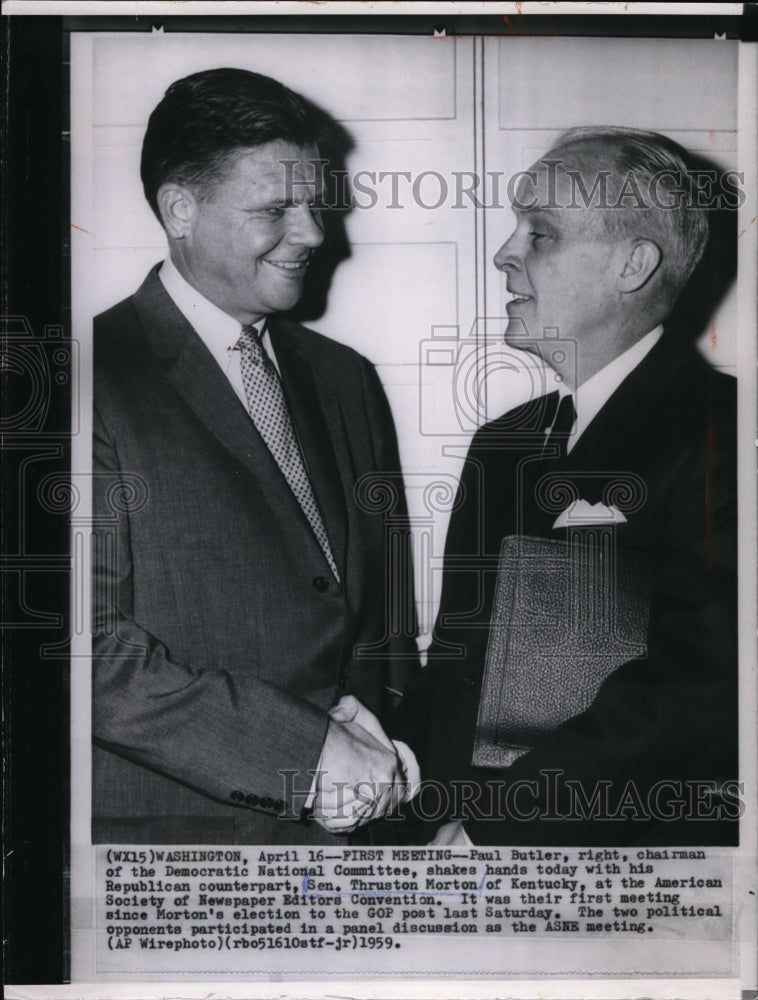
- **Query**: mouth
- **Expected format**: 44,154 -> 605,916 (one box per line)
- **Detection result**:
262,259 -> 311,276
506,290 -> 532,310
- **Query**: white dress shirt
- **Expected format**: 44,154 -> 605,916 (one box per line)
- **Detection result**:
556,325 -> 663,453
159,256 -> 281,398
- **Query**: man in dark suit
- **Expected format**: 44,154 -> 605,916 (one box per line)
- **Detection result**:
92,68 -> 419,844
394,127 -> 738,846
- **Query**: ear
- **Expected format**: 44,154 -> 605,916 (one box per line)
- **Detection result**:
156,183 -> 197,240
617,238 -> 662,293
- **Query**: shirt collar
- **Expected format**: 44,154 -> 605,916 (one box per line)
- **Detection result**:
575,325 -> 662,432
550,325 -> 662,452
159,256 -> 267,370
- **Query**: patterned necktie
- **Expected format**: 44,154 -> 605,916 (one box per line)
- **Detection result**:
236,324 -> 340,583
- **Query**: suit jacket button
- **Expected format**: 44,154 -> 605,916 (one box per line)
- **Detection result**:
245,793 -> 260,807
230,790 -> 243,802
261,796 -> 273,809
313,576 -> 329,592
464,673 -> 477,689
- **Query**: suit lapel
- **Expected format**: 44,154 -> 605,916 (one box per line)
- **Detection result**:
131,268 -> 322,531
269,318 -> 348,580
492,392 -> 564,537
567,334 -> 688,471
526,335 -> 700,539
132,270 -> 347,576
519,337 -> 690,536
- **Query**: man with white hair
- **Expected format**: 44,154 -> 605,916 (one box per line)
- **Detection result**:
393,127 -> 738,846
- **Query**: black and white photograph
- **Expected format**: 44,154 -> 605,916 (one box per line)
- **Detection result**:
3,2 -> 757,997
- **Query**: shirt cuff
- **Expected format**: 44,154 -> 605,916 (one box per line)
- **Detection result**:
393,739 -> 421,802
302,746 -> 325,811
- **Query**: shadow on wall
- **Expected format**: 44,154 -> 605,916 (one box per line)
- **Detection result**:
288,115 -> 355,325
666,149 -> 738,350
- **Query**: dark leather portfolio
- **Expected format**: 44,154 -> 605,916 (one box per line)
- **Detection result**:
472,533 -> 654,769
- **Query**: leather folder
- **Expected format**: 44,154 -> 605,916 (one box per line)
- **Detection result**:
472,533 -> 654,769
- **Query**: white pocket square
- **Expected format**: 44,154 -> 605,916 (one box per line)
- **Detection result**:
552,499 -> 628,529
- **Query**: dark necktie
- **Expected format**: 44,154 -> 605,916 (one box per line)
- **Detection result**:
518,392 -> 576,534
543,392 -> 576,460
236,324 -> 340,583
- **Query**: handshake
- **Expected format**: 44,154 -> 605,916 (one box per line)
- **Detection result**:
311,695 -> 419,834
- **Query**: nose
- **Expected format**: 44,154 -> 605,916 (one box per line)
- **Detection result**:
288,203 -> 325,250
493,229 -> 520,272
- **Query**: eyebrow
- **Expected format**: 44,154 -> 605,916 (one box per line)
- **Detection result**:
247,191 -> 323,209
511,206 -> 561,224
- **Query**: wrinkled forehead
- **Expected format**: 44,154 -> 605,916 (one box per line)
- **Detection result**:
512,142 -> 617,211
220,142 -> 323,196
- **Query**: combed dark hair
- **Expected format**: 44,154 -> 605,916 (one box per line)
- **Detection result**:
548,126 -> 710,297
141,67 -> 329,220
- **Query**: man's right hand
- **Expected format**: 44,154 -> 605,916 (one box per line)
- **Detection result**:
313,696 -> 407,833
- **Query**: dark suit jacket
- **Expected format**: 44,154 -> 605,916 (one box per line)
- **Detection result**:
92,267 -> 418,844
394,335 -> 738,845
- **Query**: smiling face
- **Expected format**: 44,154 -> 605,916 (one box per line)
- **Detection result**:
162,141 -> 325,324
494,150 -> 628,387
